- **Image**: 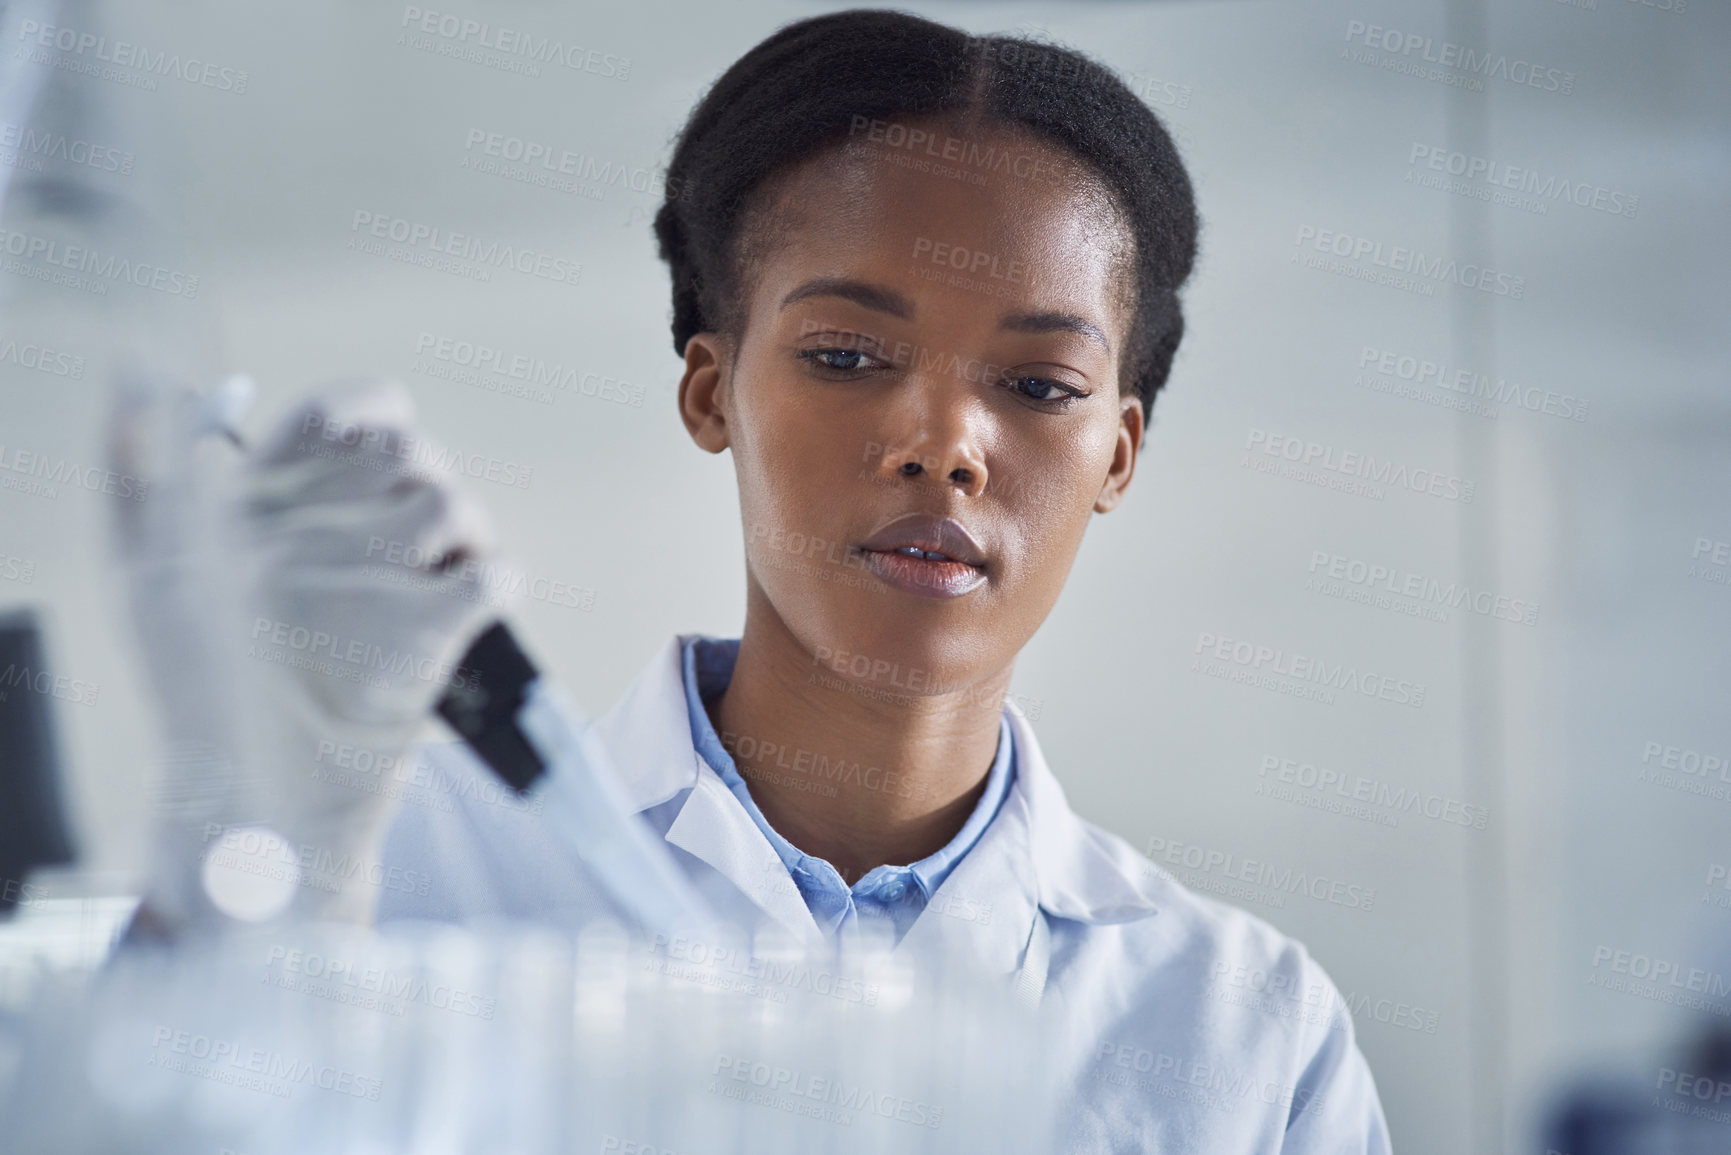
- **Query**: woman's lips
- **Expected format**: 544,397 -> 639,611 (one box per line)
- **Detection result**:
859,547 -> 988,599
855,513 -> 990,599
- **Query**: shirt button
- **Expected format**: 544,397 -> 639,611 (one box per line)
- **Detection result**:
881,881 -> 906,901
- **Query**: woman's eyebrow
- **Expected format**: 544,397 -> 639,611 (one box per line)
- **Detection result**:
1000,311 -> 1111,356
780,277 -> 914,319
780,277 -> 1110,355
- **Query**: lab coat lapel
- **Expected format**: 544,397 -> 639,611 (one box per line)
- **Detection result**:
897,705 -> 1163,976
586,636 -> 704,812
589,636 -> 821,943
899,768 -> 1041,978
1009,708 -> 1161,925
663,771 -> 823,942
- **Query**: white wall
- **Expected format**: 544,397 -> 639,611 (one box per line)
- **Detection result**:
2,1 -> 1726,1151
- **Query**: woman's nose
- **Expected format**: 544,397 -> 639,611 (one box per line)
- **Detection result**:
869,381 -> 989,498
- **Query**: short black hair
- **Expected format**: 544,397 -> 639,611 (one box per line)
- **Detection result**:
653,8 -> 1199,421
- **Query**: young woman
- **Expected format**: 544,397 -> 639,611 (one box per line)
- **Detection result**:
375,10 -> 1391,1151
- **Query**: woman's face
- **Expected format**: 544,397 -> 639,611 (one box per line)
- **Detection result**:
680,118 -> 1143,707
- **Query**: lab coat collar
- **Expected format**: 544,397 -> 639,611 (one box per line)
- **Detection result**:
587,636 -> 707,811
1004,704 -> 1162,926
587,637 -> 824,941
587,636 -> 1159,952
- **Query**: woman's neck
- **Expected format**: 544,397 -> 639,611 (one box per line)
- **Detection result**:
708,593 -> 1011,885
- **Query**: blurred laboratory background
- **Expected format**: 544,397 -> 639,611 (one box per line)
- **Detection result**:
1,0 -> 1727,1151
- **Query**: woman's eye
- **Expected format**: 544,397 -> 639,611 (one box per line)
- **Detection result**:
798,347 -> 885,373
1006,375 -> 1085,404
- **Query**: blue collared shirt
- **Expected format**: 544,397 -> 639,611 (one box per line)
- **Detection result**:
680,637 -> 1015,941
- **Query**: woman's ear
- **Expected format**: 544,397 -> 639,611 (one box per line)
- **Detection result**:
677,332 -> 733,453
1093,395 -> 1144,513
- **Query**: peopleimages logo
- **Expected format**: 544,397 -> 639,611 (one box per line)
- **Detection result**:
1704,865 -> 1731,911
0,338 -> 85,379
298,407 -> 535,490
1688,536 -> 1729,588
0,552 -> 36,584
0,225 -> 200,297
846,115 -> 1067,185
1256,753 -> 1490,830
148,1026 -> 381,1100
1093,1039 -> 1323,1113
248,617 -> 476,694
1357,345 -> 1588,423
1306,549 -> 1540,627
1207,963 -> 1441,1036
648,934 -> 882,1007
1341,20 -> 1576,95
1193,629 -> 1427,709
1636,739 -> 1731,805
0,662 -> 99,707
0,442 -> 149,502
412,332 -> 642,407
263,944 -> 497,1019
347,211 -> 581,287
1589,945 -> 1731,1016
398,7 -> 630,79
1243,428 -> 1476,504
1293,225 -> 1526,299
1406,144 -> 1636,219
0,119 -> 135,175
200,824 -> 434,900
460,128 -> 687,203
15,18 -> 250,93
710,1054 -> 943,1129
1146,835 -> 1377,911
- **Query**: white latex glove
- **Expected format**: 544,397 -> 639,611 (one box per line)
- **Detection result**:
113,378 -> 501,934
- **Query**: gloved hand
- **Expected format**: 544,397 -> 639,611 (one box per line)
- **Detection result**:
113,377 -> 501,935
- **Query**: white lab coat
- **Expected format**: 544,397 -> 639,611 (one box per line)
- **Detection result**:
380,636 -> 1393,1153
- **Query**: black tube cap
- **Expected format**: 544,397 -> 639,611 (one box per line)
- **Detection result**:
434,620 -> 546,793
0,608 -> 77,916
